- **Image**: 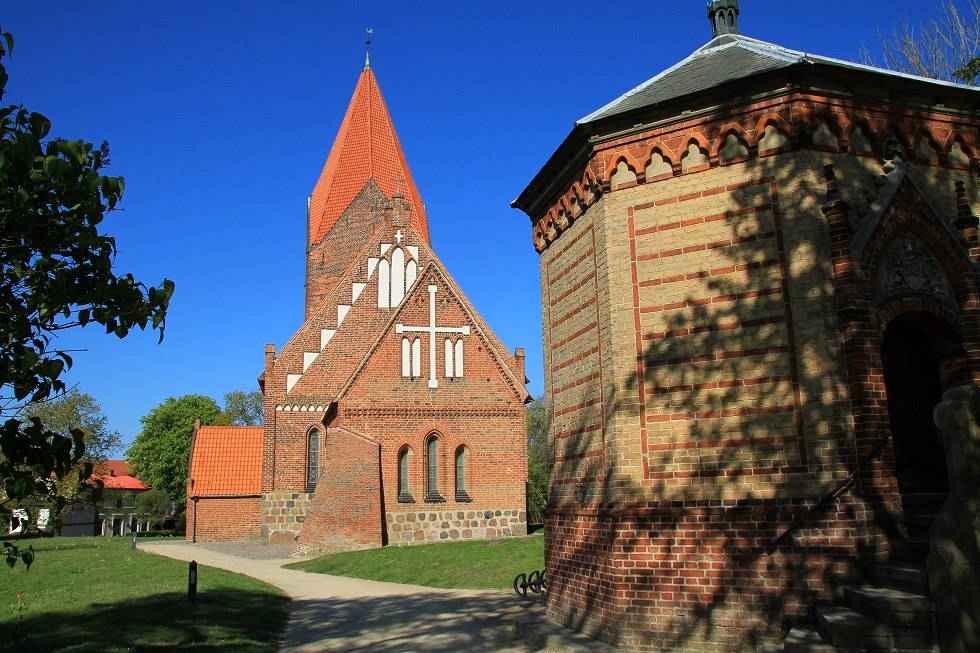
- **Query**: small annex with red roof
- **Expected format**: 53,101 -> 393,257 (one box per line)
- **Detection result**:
186,423 -> 263,541
187,53 -> 530,555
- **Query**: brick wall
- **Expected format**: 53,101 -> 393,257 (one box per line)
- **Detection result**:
306,182 -> 389,319
293,427 -> 383,556
528,89 -> 980,650
187,497 -> 262,542
546,496 -> 872,652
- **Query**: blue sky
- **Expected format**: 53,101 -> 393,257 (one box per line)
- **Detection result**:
2,1 -> 964,451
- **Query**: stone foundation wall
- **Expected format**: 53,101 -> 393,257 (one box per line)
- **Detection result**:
262,491 -> 312,544
386,508 -> 527,545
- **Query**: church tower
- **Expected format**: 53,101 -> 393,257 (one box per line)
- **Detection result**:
304,57 -> 430,318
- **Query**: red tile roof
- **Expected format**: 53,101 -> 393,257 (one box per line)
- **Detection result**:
308,65 -> 429,246
92,460 -> 151,490
187,426 -> 263,496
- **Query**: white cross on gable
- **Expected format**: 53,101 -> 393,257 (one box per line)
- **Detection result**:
394,229 -> 404,244
395,285 -> 470,388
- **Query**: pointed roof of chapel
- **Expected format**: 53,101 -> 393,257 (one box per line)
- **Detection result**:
513,5 -> 980,219
308,63 -> 429,246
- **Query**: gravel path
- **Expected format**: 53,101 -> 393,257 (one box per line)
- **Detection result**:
140,540 -> 541,652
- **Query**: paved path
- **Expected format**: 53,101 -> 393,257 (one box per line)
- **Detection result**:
140,541 -> 542,652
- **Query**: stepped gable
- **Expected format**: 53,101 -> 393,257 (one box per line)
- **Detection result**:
279,221 -> 425,399
275,218 -> 526,404
308,63 -> 429,247
338,260 -> 530,403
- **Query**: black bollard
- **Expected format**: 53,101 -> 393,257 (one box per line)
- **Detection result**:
188,560 -> 198,604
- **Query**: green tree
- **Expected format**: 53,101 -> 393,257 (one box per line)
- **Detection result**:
860,1 -> 980,84
22,390 -> 121,531
24,389 -> 122,462
133,488 -> 170,529
217,390 -> 263,426
0,30 -> 174,566
126,395 -> 221,507
526,395 -> 549,525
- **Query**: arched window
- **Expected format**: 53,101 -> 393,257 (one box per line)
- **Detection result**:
391,247 -> 405,306
455,445 -> 471,502
377,259 -> 391,309
402,338 -> 412,377
444,338 -> 464,378
402,337 -> 421,377
398,446 -> 413,502
445,338 -> 454,378
426,435 -> 443,501
307,429 -> 320,489
378,245 -> 416,309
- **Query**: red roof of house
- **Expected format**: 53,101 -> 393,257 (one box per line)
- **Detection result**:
187,425 -> 263,496
92,460 -> 151,490
308,64 -> 429,246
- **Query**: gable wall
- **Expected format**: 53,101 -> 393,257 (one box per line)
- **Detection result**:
340,269 -> 527,544
531,90 -> 980,651
306,183 -> 391,318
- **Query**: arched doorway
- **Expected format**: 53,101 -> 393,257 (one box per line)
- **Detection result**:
880,315 -> 952,493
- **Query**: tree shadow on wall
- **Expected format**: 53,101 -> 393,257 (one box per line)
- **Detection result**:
544,139 -> 962,650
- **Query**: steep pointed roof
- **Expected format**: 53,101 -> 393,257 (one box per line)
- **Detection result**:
309,64 -> 429,245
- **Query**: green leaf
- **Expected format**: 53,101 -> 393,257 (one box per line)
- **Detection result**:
21,546 -> 34,570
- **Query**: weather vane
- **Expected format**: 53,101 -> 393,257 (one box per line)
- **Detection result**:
365,27 -> 373,68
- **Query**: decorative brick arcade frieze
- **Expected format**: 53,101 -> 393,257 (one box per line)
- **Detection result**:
342,407 -> 523,419
531,98 -> 979,253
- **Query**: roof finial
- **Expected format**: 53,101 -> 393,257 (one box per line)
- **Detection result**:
365,27 -> 373,69
707,0 -> 740,38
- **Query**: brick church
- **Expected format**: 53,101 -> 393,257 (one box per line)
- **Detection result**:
515,2 -> 980,651
187,54 -> 530,554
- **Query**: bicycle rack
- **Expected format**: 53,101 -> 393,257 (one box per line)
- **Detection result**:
513,569 -> 546,597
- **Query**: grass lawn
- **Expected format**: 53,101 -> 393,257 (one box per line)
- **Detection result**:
285,533 -> 545,590
0,537 -> 288,653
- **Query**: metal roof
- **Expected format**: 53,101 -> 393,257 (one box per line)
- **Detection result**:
578,34 -> 977,125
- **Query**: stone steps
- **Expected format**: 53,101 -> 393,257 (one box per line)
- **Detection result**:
869,562 -> 930,596
777,492 -> 942,652
889,538 -> 930,563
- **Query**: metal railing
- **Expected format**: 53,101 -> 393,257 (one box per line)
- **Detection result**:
768,432 -> 892,554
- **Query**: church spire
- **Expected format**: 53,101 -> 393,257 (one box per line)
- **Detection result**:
308,61 -> 430,246
707,0 -> 740,37
364,27 -> 373,69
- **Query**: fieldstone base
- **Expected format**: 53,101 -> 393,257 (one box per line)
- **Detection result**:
386,508 -> 527,545
262,491 -> 312,544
